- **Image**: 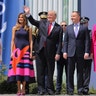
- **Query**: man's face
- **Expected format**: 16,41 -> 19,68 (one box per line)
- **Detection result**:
47,11 -> 56,23
71,12 -> 80,24
60,22 -> 67,31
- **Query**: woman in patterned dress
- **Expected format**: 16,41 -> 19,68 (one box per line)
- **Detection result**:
7,13 -> 35,95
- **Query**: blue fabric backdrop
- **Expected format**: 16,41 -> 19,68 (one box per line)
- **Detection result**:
1,0 -> 24,74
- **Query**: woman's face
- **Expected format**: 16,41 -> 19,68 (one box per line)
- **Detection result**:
18,14 -> 24,24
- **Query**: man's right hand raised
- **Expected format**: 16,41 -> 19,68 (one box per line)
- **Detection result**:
23,6 -> 30,15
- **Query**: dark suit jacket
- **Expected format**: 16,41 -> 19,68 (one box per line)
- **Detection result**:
62,24 -> 90,57
28,15 -> 63,57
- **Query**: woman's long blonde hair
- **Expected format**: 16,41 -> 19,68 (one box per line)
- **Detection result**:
15,13 -> 29,31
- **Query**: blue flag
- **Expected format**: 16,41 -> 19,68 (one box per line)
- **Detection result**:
1,0 -> 24,74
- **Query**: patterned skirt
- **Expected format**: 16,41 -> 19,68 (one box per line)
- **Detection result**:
7,49 -> 35,83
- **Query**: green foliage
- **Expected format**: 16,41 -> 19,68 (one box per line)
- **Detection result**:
0,63 -> 7,83
29,83 -> 38,94
0,80 -> 96,94
61,83 -> 66,94
89,86 -> 96,94
0,80 -> 17,94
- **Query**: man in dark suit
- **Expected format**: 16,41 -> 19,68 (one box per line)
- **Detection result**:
81,17 -> 92,95
25,12 -> 48,95
32,11 -> 48,57
62,11 -> 90,95
55,21 -> 68,95
24,6 -> 63,95
32,11 -> 48,93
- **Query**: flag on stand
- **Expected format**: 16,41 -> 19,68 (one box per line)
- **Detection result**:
0,0 -> 25,74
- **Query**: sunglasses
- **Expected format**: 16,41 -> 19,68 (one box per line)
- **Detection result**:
61,24 -> 67,27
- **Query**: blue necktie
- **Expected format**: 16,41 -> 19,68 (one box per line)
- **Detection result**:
74,24 -> 78,37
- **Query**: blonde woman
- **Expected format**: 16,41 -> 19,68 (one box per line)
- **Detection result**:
7,13 -> 35,95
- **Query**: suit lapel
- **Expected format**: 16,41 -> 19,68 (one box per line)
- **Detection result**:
50,23 -> 56,35
46,22 -> 49,36
71,24 -> 76,38
72,24 -> 82,38
77,24 -> 82,38
46,22 -> 56,36
47,22 -> 56,36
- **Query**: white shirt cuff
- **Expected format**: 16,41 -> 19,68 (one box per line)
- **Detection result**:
26,14 -> 31,17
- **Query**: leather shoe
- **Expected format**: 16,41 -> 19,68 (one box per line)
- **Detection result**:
67,91 -> 74,95
83,91 -> 89,95
37,91 -> 44,95
48,90 -> 54,95
78,92 -> 83,95
55,90 -> 60,95
44,91 -> 49,95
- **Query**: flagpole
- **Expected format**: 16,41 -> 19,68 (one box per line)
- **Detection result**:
24,0 -> 25,5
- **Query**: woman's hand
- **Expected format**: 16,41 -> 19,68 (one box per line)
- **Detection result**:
30,53 -> 32,59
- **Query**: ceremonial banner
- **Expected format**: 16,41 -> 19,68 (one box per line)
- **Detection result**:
1,0 -> 24,74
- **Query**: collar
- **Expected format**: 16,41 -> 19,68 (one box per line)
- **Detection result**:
74,22 -> 80,26
49,21 -> 55,26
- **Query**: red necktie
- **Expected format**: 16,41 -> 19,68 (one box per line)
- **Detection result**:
48,23 -> 52,35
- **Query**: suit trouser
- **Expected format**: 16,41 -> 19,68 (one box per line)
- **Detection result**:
36,47 -> 55,92
83,59 -> 92,92
36,48 -> 47,92
56,54 -> 68,92
67,55 -> 84,93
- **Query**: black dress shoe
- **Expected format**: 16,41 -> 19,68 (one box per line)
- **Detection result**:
67,91 -> 74,95
83,91 -> 89,95
78,92 -> 83,95
48,90 -> 54,95
44,91 -> 49,95
55,90 -> 60,95
37,91 -> 45,95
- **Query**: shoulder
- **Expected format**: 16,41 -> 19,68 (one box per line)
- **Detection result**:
55,23 -> 63,31
12,26 -> 16,30
66,24 -> 73,29
29,27 -> 32,30
40,19 -> 47,24
28,27 -> 32,32
67,24 -> 73,27
54,22 -> 61,29
12,26 -> 17,32
54,22 -> 60,26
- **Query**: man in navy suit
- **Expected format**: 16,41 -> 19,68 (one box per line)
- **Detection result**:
62,11 -> 90,95
24,6 -> 63,95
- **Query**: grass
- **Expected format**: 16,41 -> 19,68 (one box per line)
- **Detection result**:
0,80 -> 96,94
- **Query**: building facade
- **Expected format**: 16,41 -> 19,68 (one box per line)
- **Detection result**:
25,0 -> 78,24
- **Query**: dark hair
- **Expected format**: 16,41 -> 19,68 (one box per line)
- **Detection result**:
72,11 -> 81,17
